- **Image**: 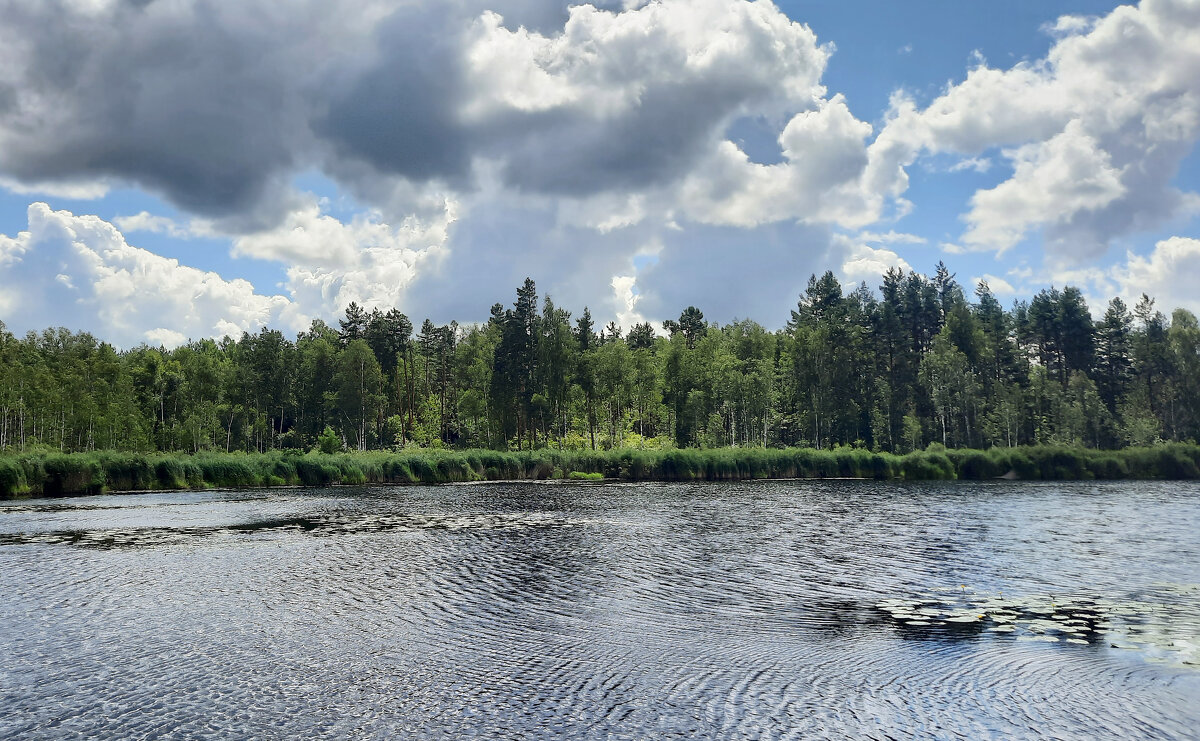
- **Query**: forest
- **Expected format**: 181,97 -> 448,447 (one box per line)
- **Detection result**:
2,262 -> 1199,457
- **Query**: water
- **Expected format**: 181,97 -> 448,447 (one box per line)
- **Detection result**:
1,480 -> 1198,739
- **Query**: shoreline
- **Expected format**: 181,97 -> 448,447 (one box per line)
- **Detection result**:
3,444 -> 1199,500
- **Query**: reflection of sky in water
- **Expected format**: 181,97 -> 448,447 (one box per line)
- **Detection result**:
1,480 -> 1199,739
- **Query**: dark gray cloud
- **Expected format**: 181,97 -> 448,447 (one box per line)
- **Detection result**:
0,0 -> 827,229
0,0 -> 856,331
316,3 -> 474,185
497,81 -> 758,196
0,0 -> 321,223
316,0 -> 816,200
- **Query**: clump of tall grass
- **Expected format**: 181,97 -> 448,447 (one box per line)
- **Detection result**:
0,457 -> 33,498
898,450 -> 956,480
3,442 -> 1200,498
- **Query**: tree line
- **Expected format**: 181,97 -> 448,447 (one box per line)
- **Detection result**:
2,263 -> 1199,455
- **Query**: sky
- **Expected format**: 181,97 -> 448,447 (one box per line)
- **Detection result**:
1,0 -> 1199,347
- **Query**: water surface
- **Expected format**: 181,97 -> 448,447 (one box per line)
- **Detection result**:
1,480 -> 1198,739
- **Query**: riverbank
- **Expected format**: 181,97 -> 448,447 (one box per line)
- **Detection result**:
3,444 -> 1200,499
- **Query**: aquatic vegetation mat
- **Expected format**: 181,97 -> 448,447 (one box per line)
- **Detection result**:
0,511 -> 592,549
876,584 -> 1200,668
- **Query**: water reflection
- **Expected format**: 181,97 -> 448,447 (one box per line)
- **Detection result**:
1,480 -> 1198,739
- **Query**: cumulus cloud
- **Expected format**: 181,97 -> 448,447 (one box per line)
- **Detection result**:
1112,236 -> 1200,316
0,200 -> 469,345
0,204 -> 298,347
0,0 -> 347,226
610,274 -> 648,330
462,0 -> 833,198
972,273 -> 1016,295
868,0 -> 1200,260
1033,235 -> 1200,319
232,195 -> 452,269
0,0 -> 889,334
397,183 -> 658,324
1041,14 -> 1098,37
3,0 -> 1196,338
113,211 -> 205,239
836,234 -> 912,284
0,0 -> 871,233
962,121 -> 1125,253
676,94 -> 880,228
555,193 -> 647,233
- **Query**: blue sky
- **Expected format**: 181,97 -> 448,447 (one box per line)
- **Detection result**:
1,0 -> 1198,347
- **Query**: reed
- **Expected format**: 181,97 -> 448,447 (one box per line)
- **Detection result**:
3,443 -> 1199,498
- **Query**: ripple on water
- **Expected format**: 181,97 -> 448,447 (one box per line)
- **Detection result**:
1,480 -> 1199,739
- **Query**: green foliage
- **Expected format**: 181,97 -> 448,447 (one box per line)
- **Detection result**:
0,457 -> 29,498
899,451 -> 956,480
40,454 -> 106,496
4,268 -> 1200,461
316,426 -> 342,455
4,443 -> 1200,498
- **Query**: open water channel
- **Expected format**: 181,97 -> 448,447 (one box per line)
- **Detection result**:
1,480 -> 1198,739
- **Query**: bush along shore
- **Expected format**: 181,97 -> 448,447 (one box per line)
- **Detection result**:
2,444 -> 1200,499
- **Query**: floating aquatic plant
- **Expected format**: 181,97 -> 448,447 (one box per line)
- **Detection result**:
875,584 -> 1200,668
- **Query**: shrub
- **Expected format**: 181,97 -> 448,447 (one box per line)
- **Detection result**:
4,442 -> 1200,500
154,458 -> 188,489
316,426 -> 342,455
0,458 -> 29,498
41,454 -> 104,496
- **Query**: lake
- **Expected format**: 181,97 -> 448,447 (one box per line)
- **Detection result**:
1,480 -> 1198,739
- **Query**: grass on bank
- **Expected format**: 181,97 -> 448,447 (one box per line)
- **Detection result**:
2,443 -> 1200,499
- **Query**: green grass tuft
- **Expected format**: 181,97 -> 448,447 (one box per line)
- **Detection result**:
3,443 -> 1199,498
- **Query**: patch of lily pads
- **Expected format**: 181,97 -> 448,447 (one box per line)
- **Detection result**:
874,583 -> 1200,669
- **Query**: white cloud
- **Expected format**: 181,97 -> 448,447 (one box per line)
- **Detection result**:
3,0 -> 1196,335
857,230 -> 927,245
110,193 -> 456,322
228,195 -> 454,318
948,156 -> 991,173
1033,236 -> 1200,319
556,193 -> 646,233
677,94 -> 878,228
0,0 -> 887,322
451,0 -> 881,233
1042,15 -> 1098,37
962,121 -> 1124,253
144,328 -> 188,348
1008,265 -> 1034,281
113,211 -> 208,239
0,203 -> 297,347
972,273 -> 1016,295
462,0 -> 830,124
837,234 -> 912,284
1112,236 -> 1200,316
0,176 -> 110,200
611,274 -> 647,330
868,0 -> 1200,260
231,195 -> 452,268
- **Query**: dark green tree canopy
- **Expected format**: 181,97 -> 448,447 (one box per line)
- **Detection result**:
3,263 -> 1197,455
